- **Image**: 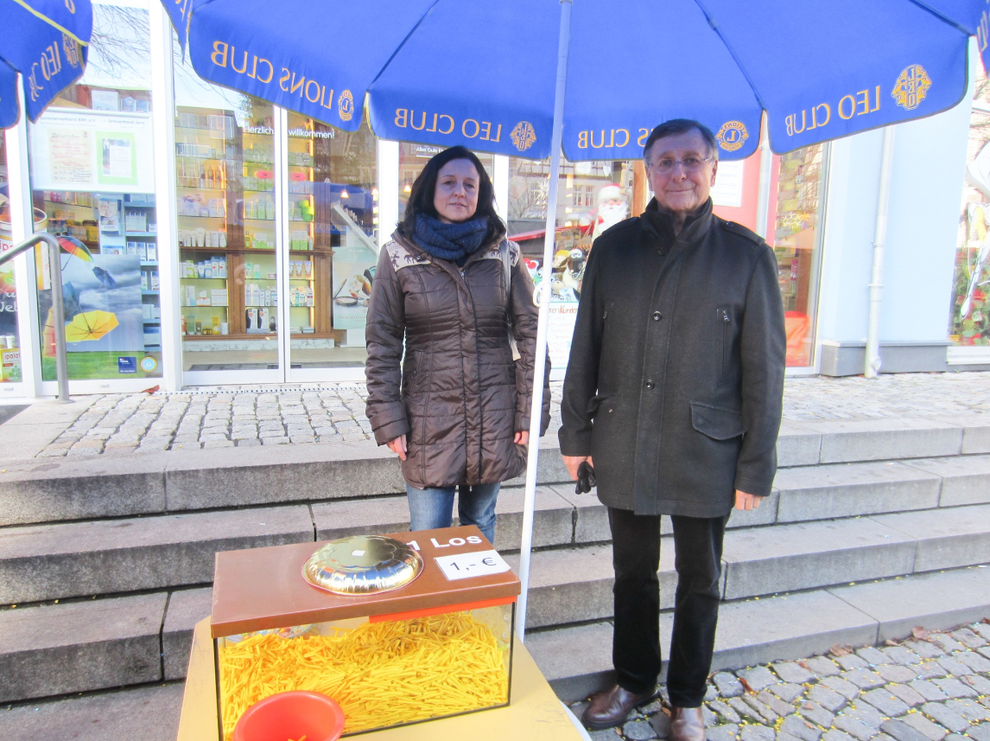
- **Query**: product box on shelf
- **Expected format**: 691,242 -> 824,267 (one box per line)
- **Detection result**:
0,348 -> 21,382
211,526 -> 517,740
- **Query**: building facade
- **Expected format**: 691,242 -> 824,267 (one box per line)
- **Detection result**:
0,3 -> 986,402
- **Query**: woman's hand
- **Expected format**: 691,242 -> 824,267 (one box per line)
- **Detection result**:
514,430 -> 529,446
386,434 -> 407,461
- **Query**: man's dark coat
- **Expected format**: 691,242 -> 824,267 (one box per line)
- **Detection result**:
558,198 -> 786,518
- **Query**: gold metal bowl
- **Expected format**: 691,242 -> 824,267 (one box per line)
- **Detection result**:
302,535 -> 424,595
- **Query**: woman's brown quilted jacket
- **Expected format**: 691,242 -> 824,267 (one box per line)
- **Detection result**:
365,233 -> 548,489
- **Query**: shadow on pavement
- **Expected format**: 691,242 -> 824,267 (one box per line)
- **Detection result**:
0,405 -> 29,426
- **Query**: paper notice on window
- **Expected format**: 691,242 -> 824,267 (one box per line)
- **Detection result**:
101,137 -> 133,179
710,159 -> 744,208
434,550 -> 511,581
49,130 -> 92,185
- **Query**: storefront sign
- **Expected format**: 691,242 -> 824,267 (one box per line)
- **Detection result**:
29,110 -> 155,193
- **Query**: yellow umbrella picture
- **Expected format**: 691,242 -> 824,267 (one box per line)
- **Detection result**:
64,310 -> 119,342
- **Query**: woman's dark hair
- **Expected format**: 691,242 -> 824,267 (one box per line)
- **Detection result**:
396,146 -> 506,244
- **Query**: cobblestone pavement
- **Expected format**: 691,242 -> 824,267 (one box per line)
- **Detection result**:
25,371 -> 990,457
572,621 -> 990,741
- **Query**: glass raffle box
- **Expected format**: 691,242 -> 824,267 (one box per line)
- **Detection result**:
210,525 -> 519,739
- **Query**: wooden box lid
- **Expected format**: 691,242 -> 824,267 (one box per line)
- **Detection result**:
210,525 -> 520,638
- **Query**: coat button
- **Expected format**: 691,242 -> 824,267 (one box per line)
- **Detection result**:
652,311 -> 662,321
646,380 -> 655,390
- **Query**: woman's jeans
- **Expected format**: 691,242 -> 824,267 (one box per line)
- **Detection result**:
405,483 -> 500,544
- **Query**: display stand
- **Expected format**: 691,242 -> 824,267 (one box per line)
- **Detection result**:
177,617 -> 585,741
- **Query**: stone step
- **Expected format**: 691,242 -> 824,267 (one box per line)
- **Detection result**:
528,563 -> 990,702
722,503 -> 990,599
0,682 -> 185,741
0,593 -> 167,703
0,487 -> 592,606
0,505 -> 315,604
3,418 -> 989,527
6,530 -> 990,705
510,504 -> 990,630
3,469 -> 988,612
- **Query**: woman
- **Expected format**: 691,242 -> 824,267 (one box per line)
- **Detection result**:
365,146 -> 548,545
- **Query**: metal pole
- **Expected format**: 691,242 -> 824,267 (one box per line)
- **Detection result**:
865,126 -> 895,379
0,233 -> 70,401
754,119 -> 773,240
518,0 -> 572,641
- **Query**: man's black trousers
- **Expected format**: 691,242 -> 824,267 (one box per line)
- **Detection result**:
608,506 -> 729,707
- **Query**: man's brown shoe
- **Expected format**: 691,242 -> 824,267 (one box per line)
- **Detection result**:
582,684 -> 656,730
670,706 -> 706,741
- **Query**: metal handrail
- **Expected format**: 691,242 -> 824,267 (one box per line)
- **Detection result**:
0,232 -> 70,402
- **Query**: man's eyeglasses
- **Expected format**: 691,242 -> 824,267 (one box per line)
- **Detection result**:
650,156 -> 714,174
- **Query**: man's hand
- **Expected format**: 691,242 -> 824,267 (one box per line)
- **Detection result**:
734,490 -> 762,511
386,434 -> 407,461
514,430 -> 529,446
563,454 -> 594,480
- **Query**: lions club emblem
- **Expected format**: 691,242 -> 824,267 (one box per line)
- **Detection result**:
892,65 -> 931,111
716,121 -> 748,152
511,121 -> 537,152
62,34 -> 82,69
338,90 -> 354,122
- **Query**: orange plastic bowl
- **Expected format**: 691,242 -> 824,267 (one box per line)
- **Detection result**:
232,691 -> 345,741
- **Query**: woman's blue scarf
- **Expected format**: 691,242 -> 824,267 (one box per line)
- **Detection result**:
413,214 -> 489,266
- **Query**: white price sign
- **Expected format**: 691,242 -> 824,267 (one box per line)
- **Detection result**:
434,550 -> 511,581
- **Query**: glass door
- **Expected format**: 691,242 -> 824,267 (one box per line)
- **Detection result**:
284,112 -> 378,378
172,32 -> 279,381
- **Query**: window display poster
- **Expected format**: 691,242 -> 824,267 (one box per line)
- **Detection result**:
0,265 -> 17,343
49,130 -> 92,186
99,198 -> 120,233
91,90 -> 119,112
60,254 -> 143,354
548,302 -> 578,375
98,132 -> 136,185
29,110 -> 154,193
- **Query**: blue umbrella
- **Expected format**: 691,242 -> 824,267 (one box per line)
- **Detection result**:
168,0 -> 986,161
161,0 -> 990,636
0,0 -> 93,127
0,60 -> 17,129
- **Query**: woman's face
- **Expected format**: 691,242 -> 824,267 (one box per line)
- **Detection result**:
433,159 -> 480,223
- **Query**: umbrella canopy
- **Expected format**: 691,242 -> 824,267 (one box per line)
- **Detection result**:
166,0 -> 986,160
64,309 -> 118,342
0,0 -> 93,128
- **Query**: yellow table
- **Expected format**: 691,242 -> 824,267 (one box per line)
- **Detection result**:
177,617 -> 587,741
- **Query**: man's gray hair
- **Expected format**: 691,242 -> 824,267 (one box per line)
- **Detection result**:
643,119 -> 718,163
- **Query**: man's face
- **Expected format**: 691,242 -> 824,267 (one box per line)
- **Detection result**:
646,129 -> 718,216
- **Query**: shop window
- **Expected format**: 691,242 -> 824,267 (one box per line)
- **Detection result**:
949,68 -> 990,348
27,4 -> 162,382
768,145 -> 825,368
0,135 -> 22,382
507,155 -> 640,370
172,30 -> 279,371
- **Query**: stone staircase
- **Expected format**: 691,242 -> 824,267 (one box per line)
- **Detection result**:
1,415 -> 989,709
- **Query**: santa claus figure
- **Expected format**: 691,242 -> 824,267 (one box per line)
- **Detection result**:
592,183 -> 629,241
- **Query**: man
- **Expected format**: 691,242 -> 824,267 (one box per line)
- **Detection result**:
559,119 -> 786,738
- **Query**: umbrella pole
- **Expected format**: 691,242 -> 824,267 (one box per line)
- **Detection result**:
865,126 -> 895,379
518,0 -> 573,642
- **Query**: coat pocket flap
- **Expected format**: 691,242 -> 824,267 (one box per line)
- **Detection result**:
690,402 -> 745,440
